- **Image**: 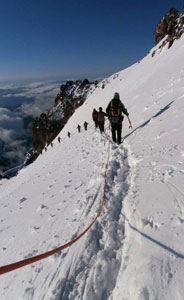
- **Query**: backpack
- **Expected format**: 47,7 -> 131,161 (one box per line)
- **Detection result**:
110,100 -> 122,123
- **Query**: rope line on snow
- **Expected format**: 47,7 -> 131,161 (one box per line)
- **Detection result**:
0,123 -> 111,276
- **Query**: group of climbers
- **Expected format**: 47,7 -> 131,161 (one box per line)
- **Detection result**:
48,92 -> 132,146
92,92 -> 132,144
67,121 -> 89,138
76,121 -> 89,133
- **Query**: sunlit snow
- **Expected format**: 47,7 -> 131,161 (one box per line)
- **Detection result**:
1,35 -> 184,300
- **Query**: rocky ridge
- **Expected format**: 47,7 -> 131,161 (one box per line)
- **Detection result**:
153,6 -> 184,51
32,79 -> 97,155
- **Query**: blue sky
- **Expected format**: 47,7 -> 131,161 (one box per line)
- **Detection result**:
0,0 -> 183,82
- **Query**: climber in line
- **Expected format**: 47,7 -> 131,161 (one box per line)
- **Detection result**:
77,124 -> 81,132
98,107 -> 108,133
92,108 -> 98,129
106,92 -> 132,144
83,121 -> 89,131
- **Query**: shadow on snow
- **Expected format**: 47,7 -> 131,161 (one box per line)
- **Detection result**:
123,100 -> 175,141
123,215 -> 184,260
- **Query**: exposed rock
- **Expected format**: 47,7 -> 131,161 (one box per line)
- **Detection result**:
32,79 -> 96,155
154,6 -> 184,50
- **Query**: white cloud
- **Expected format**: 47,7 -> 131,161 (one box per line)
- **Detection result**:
0,128 -> 14,143
0,80 -> 62,117
0,108 -> 24,137
0,80 -> 62,171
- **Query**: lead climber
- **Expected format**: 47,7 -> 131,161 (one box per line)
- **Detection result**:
106,92 -> 132,144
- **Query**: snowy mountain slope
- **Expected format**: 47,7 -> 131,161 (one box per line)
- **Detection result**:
0,34 -> 184,299
0,127 -> 129,300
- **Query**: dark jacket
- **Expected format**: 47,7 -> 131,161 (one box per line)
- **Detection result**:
92,110 -> 98,121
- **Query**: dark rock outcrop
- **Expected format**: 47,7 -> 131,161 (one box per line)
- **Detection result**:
32,79 -> 96,154
154,6 -> 184,49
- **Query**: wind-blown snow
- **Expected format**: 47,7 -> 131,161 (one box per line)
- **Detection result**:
1,35 -> 184,300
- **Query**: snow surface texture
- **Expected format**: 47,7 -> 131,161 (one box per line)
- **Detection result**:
1,35 -> 184,299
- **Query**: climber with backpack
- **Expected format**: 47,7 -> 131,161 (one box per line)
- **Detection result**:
92,108 -> 98,128
106,92 -> 132,144
98,107 -> 108,133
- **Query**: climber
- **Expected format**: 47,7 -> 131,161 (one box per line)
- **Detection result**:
98,107 -> 108,133
92,108 -> 98,128
106,92 -> 132,144
83,121 -> 89,131
77,124 -> 81,132
67,132 -> 71,138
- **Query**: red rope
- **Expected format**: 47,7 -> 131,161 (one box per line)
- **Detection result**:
0,129 -> 111,275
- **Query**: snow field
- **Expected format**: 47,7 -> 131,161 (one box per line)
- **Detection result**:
0,121 -> 133,299
1,34 -> 184,299
0,126 -> 108,299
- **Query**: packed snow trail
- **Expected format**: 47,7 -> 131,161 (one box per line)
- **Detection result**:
0,124 -> 131,300
55,142 -> 131,300
110,98 -> 184,299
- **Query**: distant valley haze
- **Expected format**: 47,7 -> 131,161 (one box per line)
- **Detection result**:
0,80 -> 62,172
